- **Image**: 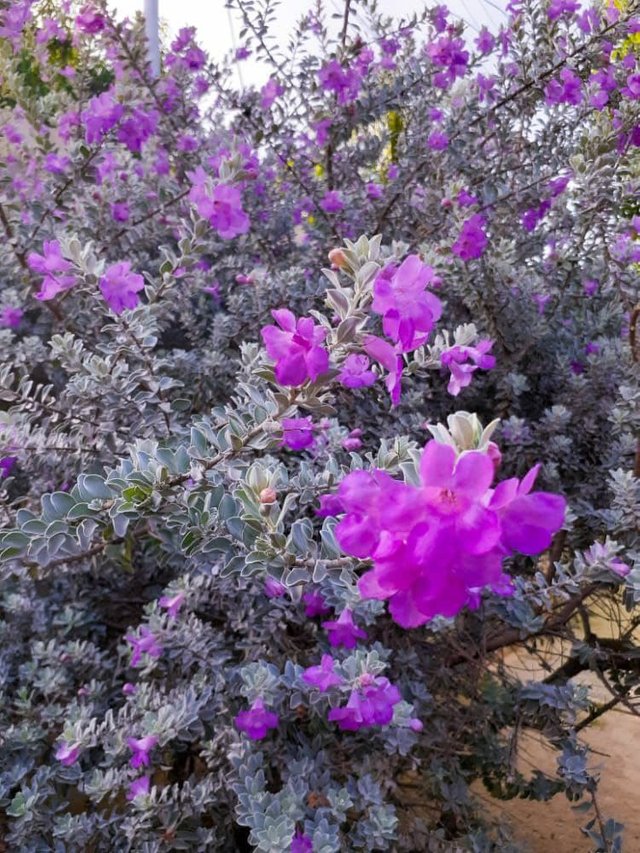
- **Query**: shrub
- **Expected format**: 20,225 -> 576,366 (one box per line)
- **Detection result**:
0,0 -> 639,850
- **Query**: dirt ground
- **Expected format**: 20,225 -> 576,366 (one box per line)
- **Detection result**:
479,636 -> 640,852
478,709 -> 640,852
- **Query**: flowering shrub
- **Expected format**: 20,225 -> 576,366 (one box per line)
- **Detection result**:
0,0 -> 639,851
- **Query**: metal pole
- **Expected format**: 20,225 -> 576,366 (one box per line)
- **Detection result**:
144,0 -> 160,77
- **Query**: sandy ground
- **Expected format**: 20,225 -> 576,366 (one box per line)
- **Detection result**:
479,631 -> 640,852
478,709 -> 640,852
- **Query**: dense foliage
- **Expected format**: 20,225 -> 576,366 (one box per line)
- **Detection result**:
0,0 -> 639,850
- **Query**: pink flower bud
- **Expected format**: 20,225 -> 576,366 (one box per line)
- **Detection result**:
259,487 -> 277,504
328,248 -> 348,269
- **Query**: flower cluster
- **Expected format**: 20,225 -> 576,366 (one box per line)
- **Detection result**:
332,440 -> 566,627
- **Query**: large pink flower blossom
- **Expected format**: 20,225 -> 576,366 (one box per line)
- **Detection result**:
333,440 -> 565,628
261,309 -> 329,386
371,255 -> 442,351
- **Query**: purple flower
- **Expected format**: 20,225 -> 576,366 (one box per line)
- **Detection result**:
117,109 -> 158,154
127,735 -> 158,769
55,742 -> 81,766
303,590 -> 331,617
318,60 -> 361,104
488,464 -> 566,555
335,440 -> 565,628
547,0 -> 580,20
440,340 -> 496,396
322,608 -> 367,649
261,309 -> 329,386
82,91 -> 123,144
158,591 -> 185,618
342,429 -> 363,452
427,131 -> 448,150
451,215 -> 488,261
0,306 -> 23,328
122,683 -> 137,695
264,577 -> 287,598
475,27 -> 495,53
291,830 -> 313,853
302,654 -> 344,691
371,255 -> 442,351
0,457 -> 18,478
282,417 -> 316,451
235,697 -> 279,740
189,173 -> 250,240
111,202 -> 130,222
363,335 -> 403,406
99,262 -> 144,314
328,676 -> 401,730
320,190 -> 344,214
367,182 -> 383,200
545,68 -> 583,106
125,626 -> 163,667
75,6 -> 105,33
338,354 -> 377,389
260,77 -> 284,110
27,240 -> 76,301
127,776 -> 151,800
44,153 -> 70,174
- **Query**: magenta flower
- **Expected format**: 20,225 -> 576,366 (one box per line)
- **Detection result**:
328,676 -> 401,730
318,60 -> 361,104
303,590 -> 331,617
122,683 -> 137,696
440,339 -> 495,396
291,830 -> 313,853
547,0 -> 580,20
158,591 -> 185,618
451,215 -> 488,261
342,429 -> 363,452
127,735 -> 158,769
320,190 -> 344,214
99,262 -> 144,314
545,68 -> 583,106
322,608 -> 367,648
282,417 -> 316,451
488,464 -> 566,555
75,6 -> 105,33
264,577 -> 287,598
337,354 -> 377,389
116,108 -> 158,153
372,256 -> 442,351
28,241 -> 76,301
82,91 -> 123,144
260,77 -> 284,110
261,309 -> 329,386
125,626 -> 163,667
0,456 -> 18,478
127,775 -> 151,800
367,182 -> 383,200
302,654 -> 344,691
189,174 -> 250,240
0,306 -> 23,328
427,131 -> 448,150
363,335 -> 403,406
334,440 -> 565,628
111,202 -> 130,222
55,742 -> 81,766
235,697 -> 279,740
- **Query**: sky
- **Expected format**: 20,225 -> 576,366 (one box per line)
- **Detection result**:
110,0 -> 507,86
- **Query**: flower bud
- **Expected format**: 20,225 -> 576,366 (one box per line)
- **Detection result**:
259,487 -> 277,504
328,248 -> 348,269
